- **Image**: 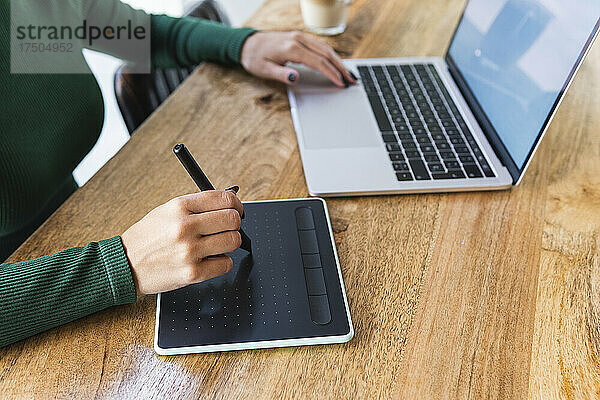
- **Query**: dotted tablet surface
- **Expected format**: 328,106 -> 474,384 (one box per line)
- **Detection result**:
156,199 -> 351,351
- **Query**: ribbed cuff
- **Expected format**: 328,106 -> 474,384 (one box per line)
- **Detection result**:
182,17 -> 258,66
227,27 -> 258,65
98,236 -> 137,306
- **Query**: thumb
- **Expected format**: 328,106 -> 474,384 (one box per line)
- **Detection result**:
261,62 -> 300,85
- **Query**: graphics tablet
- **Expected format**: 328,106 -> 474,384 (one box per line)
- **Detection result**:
154,198 -> 353,355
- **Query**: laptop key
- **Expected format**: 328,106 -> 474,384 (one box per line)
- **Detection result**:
466,137 -> 478,147
401,141 -> 417,150
463,164 -> 483,178
436,142 -> 450,150
424,154 -> 440,163
450,136 -> 465,145
396,172 -> 413,181
389,153 -> 404,162
426,119 -> 440,128
432,170 -> 466,179
366,95 -> 392,131
382,133 -> 397,143
475,154 -> 487,164
357,66 -> 371,80
444,160 -> 460,169
393,162 -> 410,171
409,159 -> 431,180
459,155 -> 475,163
454,145 -> 469,154
397,90 -> 410,98
420,145 -> 436,153
480,163 -> 496,177
400,65 -> 412,74
405,150 -> 422,159
428,163 -> 444,172
386,143 -> 401,152
409,121 -> 425,130
440,151 -> 456,160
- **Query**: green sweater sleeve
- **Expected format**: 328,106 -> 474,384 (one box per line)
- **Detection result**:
82,0 -> 256,68
150,15 -> 257,68
0,236 -> 137,347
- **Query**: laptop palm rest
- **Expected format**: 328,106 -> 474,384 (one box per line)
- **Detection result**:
290,66 -> 380,150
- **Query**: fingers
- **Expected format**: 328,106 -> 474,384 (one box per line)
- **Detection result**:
294,33 -> 355,85
188,255 -> 234,284
175,190 -> 243,217
285,40 -> 346,87
197,230 -> 242,259
185,208 -> 241,236
259,61 -> 300,85
240,30 -> 356,88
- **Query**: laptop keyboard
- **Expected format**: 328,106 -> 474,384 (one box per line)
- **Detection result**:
357,63 -> 495,181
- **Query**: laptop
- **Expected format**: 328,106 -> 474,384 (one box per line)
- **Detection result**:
288,0 -> 600,196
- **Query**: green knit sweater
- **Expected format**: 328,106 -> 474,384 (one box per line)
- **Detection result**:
0,0 -> 256,347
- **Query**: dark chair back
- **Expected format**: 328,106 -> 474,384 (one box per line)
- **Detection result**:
114,0 -> 230,134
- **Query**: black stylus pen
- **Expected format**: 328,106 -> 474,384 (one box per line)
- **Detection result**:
173,143 -> 252,253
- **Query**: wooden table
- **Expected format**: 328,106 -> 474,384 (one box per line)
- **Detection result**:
2,0 -> 599,398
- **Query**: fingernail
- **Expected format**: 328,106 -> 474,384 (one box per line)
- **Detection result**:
288,73 -> 296,83
342,76 -> 350,88
225,185 -> 239,194
349,71 -> 358,81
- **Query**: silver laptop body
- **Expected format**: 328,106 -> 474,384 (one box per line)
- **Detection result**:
288,1 -> 600,197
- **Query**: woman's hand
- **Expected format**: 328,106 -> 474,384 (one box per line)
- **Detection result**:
240,31 -> 356,88
121,190 -> 243,296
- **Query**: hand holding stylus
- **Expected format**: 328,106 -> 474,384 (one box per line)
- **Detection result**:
172,143 -> 252,252
121,190 -> 244,296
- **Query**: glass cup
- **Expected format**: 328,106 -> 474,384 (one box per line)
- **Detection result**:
300,0 -> 353,36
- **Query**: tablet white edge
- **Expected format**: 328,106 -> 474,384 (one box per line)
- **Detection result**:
154,198 -> 354,355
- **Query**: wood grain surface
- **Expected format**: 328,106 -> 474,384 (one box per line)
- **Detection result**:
1,0 -> 599,398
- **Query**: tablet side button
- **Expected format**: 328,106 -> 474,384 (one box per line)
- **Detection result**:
298,229 -> 319,254
308,294 -> 332,325
304,268 -> 327,295
295,207 -> 315,230
302,253 -> 322,269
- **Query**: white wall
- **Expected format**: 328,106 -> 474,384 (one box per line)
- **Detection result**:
73,0 -> 265,185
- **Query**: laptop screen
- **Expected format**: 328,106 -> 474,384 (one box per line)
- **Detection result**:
448,0 -> 599,170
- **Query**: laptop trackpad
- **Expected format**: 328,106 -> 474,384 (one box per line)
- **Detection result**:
291,70 -> 380,150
